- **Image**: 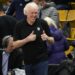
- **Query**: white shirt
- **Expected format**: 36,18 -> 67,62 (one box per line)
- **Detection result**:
2,51 -> 10,75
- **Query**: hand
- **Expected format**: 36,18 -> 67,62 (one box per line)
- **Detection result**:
26,31 -> 36,42
48,37 -> 54,43
41,31 -> 48,41
41,31 -> 54,43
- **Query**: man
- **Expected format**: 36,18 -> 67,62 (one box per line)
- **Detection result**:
38,0 -> 59,26
12,2 -> 54,75
0,35 -> 23,75
6,0 -> 32,20
0,5 -> 17,48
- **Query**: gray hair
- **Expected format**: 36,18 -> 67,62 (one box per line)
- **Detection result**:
2,35 -> 12,48
23,2 -> 39,15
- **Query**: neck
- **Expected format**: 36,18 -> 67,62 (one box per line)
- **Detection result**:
27,18 -> 34,25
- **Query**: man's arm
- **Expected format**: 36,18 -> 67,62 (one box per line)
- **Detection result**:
13,31 -> 36,49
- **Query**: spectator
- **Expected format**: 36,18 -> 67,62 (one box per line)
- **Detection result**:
38,0 -> 59,27
13,2 -> 54,75
44,17 -> 69,64
0,4 -> 17,48
51,0 -> 72,37
6,0 -> 32,20
3,0 -> 12,13
0,35 -> 23,75
48,29 -> 69,64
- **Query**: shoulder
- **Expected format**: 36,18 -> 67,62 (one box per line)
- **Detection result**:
0,15 -> 17,26
38,19 -> 50,32
49,7 -> 57,10
47,6 -> 57,14
37,18 -> 48,26
37,18 -> 47,23
17,19 -> 25,25
41,19 -> 48,26
1,15 -> 17,21
15,19 -> 25,29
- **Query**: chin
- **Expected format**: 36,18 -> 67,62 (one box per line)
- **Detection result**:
32,19 -> 36,23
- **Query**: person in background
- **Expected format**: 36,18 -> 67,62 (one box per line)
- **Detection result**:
51,0 -> 71,10
0,4 -> 17,48
12,2 -> 54,75
3,0 -> 12,13
44,17 -> 70,75
38,0 -> 59,27
0,35 -> 23,75
51,0 -> 72,38
48,29 -> 69,64
6,0 -> 32,20
44,17 -> 69,64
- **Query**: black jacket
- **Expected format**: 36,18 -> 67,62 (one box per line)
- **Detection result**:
0,48 -> 23,75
